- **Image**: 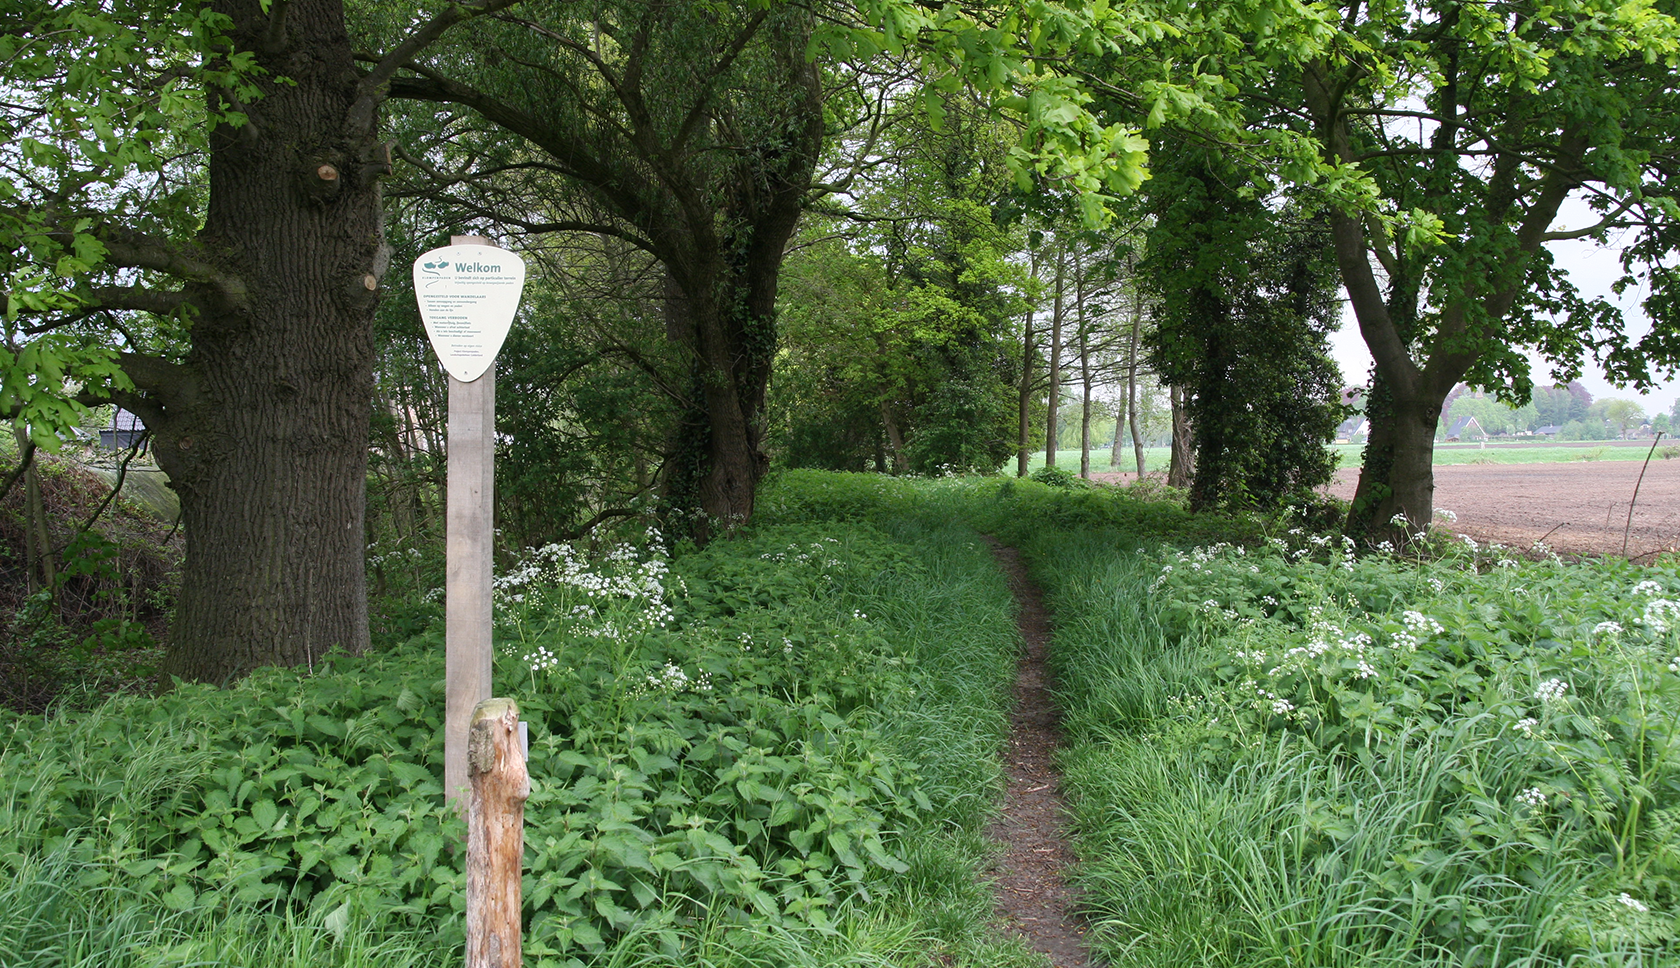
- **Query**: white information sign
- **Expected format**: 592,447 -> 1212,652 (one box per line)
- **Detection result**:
413,243 -> 527,382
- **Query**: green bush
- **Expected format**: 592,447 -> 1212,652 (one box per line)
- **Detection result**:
1028,465 -> 1082,488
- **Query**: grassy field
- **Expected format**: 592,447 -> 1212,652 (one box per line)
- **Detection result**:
1348,440 -> 1676,466
1004,447 -> 1175,476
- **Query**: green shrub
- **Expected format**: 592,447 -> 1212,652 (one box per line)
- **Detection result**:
1028,465 -> 1082,488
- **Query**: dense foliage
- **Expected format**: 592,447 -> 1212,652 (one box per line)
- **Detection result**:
1140,152 -> 1346,512
0,471 -> 1038,968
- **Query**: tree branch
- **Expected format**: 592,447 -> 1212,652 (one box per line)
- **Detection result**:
91,226 -> 247,307
263,0 -> 292,54
118,353 -> 201,417
1538,195 -> 1637,241
19,307 -> 99,335
65,431 -> 148,543
512,220 -> 658,256
348,0 -> 527,140
671,9 -> 771,156
88,285 -> 192,316
0,438 -> 35,506
388,72 -> 655,229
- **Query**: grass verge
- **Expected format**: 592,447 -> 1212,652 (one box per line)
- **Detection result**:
969,480 -> 1680,966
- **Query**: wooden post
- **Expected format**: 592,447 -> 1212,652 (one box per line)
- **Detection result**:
467,697 -> 528,968
446,233 -> 497,806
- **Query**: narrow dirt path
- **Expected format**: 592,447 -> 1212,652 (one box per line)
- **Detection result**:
982,537 -> 1092,968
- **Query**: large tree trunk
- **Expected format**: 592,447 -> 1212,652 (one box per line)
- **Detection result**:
1346,373 -> 1445,541
661,261 -> 779,538
130,0 -> 382,682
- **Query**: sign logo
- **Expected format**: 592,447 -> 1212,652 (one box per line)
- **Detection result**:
419,258 -> 451,286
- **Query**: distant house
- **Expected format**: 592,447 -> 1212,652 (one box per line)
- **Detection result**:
100,408 -> 147,451
1444,415 -> 1487,441
1534,424 -> 1562,437
1335,416 -> 1367,443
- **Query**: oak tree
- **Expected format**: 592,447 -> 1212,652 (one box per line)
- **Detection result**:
2,0 -> 508,681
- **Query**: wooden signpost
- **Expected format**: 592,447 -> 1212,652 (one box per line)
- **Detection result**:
414,236 -> 529,968
413,234 -> 526,805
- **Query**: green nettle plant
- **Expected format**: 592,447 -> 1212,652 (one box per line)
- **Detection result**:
481,525 -> 931,958
3,477 -> 1036,968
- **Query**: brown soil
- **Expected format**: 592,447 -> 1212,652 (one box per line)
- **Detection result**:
1323,458 -> 1680,560
982,537 -> 1091,968
1094,454 -> 1680,561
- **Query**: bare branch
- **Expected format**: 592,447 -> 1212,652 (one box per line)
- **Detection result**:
1538,195 -> 1638,241
19,308 -> 99,335
64,431 -> 149,543
349,0 -> 526,140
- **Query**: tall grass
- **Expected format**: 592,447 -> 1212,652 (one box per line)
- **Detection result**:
976,481 -> 1680,967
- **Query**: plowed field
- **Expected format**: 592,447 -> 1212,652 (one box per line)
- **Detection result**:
1323,459 -> 1680,560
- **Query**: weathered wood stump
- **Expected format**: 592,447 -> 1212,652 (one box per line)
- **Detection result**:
466,697 -> 528,968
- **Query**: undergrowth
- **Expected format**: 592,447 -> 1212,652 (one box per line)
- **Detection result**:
1,450 -> 179,711
0,470 -> 1037,968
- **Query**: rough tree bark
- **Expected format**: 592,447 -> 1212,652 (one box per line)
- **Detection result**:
1167,386 -> 1193,488
111,0 -> 393,681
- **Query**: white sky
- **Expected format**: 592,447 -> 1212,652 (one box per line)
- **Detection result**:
1328,199 -> 1679,420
